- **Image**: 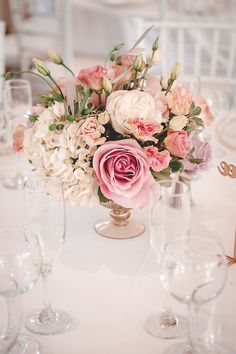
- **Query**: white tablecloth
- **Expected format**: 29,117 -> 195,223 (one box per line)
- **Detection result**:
0,141 -> 236,354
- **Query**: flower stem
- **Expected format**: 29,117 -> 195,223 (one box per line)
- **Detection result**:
10,71 -> 55,91
62,63 -> 75,76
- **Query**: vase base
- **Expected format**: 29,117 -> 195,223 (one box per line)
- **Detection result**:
94,218 -> 145,239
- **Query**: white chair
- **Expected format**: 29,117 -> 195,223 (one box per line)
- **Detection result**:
9,0 -> 65,70
0,21 -> 5,104
135,18 -> 236,94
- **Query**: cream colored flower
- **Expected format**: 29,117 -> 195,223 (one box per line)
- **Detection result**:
169,115 -> 188,131
106,90 -> 162,134
98,112 -> 110,125
52,102 -> 65,118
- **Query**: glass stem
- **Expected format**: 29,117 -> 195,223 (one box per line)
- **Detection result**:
38,268 -> 57,325
159,305 -> 177,328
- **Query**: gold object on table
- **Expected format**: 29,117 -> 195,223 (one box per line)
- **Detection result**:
217,161 -> 236,178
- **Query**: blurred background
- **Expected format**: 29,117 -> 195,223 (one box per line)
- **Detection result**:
0,0 -> 236,97
0,0 -> 236,153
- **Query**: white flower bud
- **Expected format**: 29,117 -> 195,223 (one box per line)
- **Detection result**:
146,48 -> 161,66
32,58 -> 50,76
102,76 -> 112,94
98,112 -> 110,125
169,115 -> 188,131
133,55 -> 143,72
170,62 -> 181,81
47,49 -> 63,65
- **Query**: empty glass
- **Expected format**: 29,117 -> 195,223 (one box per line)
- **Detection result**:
190,281 -> 236,354
0,277 -> 21,354
2,79 -> 32,189
24,176 -> 72,335
160,237 -> 227,354
0,230 -> 41,354
145,180 -> 191,339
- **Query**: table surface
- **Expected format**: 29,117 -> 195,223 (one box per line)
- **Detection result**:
0,137 -> 236,354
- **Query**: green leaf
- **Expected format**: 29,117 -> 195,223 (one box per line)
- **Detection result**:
188,102 -> 195,115
49,123 -> 57,131
29,114 -> 39,122
128,25 -> 154,52
52,92 -> 64,102
169,160 -> 184,173
56,123 -> 64,130
188,146 -> 195,155
98,187 -> 110,204
109,53 -> 116,62
192,117 -> 204,127
189,158 -> 204,165
152,167 -> 172,182
192,106 -> 202,116
67,115 -> 75,122
113,42 -> 124,51
78,88 -> 91,115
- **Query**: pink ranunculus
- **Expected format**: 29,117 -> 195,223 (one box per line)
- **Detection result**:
78,117 -> 106,147
93,139 -> 159,208
78,65 -> 107,91
194,96 -> 214,125
13,125 -> 25,152
143,146 -> 171,172
182,133 -> 212,177
167,85 -> 193,116
164,130 -> 190,158
126,118 -> 162,142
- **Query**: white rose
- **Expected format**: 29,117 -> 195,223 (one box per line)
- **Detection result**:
106,90 -> 162,134
169,115 -> 188,131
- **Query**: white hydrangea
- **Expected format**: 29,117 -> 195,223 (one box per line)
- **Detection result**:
24,106 -> 99,207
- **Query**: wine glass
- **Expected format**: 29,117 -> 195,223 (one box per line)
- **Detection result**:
0,277 -> 21,354
160,237 -> 227,354
0,230 -> 42,354
145,179 -> 191,339
189,281 -> 235,354
2,79 -> 32,189
24,175 -> 72,335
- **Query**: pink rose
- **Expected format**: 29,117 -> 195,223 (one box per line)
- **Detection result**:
194,96 -> 214,125
168,85 -> 193,115
143,147 -> 171,172
89,91 -> 107,108
78,117 -> 106,147
126,118 -> 162,142
93,139 -> 158,208
13,125 -> 25,152
78,65 -> 107,91
164,130 -> 190,158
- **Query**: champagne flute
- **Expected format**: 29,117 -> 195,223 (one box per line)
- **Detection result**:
160,237 -> 227,354
145,179 -> 191,338
0,230 -> 42,354
2,79 -> 32,189
24,176 -> 72,335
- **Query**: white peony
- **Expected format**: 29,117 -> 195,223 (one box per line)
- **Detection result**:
106,90 -> 162,134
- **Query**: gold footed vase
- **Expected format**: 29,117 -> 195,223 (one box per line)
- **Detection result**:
94,202 -> 145,239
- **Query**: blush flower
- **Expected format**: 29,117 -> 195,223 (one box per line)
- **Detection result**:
93,139 -> 158,208
78,65 -> 107,91
143,146 -> 171,172
78,117 -> 106,147
182,133 -> 212,177
164,130 -> 190,158
125,118 -> 162,142
168,86 -> 193,115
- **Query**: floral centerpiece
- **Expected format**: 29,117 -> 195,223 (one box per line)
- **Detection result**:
4,29 -> 213,237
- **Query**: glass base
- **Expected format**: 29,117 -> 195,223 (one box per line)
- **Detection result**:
145,313 -> 188,339
1,173 -> 27,190
164,341 -> 192,354
94,218 -> 145,239
25,308 -> 72,335
9,334 -> 40,354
